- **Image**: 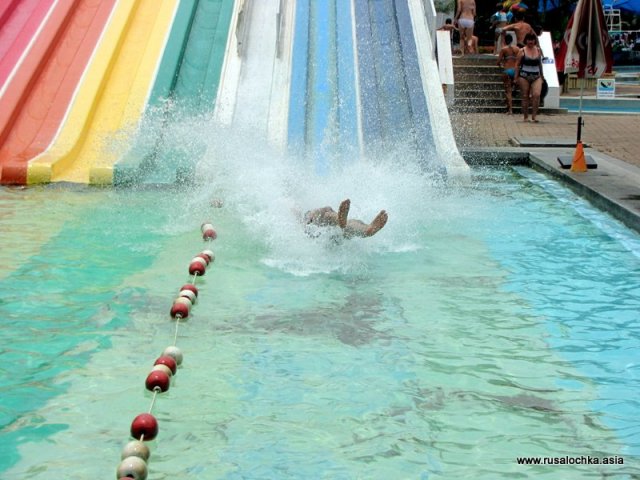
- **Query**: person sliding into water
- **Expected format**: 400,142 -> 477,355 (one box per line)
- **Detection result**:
303,199 -> 388,238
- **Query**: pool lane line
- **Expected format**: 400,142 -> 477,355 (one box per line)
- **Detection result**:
0,0 -> 117,185
26,0 -> 178,185
116,224 -> 218,479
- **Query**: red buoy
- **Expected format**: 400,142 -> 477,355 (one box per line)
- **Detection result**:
195,253 -> 210,265
201,223 -> 217,241
179,289 -> 197,304
154,356 -> 177,375
180,284 -> 198,297
201,249 -> 215,263
145,370 -> 171,392
170,302 -> 189,319
130,413 -> 158,441
188,258 -> 206,276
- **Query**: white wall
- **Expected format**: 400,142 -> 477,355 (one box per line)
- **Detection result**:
538,31 -> 560,109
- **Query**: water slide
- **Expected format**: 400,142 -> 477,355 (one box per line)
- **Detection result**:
0,0 -> 117,185
284,0 -> 466,176
214,0 -> 295,149
0,0 -> 56,90
1,0 -> 465,184
355,0 -> 434,158
114,0 -> 235,186
355,0 -> 466,175
25,0 -> 179,185
287,0 -> 359,175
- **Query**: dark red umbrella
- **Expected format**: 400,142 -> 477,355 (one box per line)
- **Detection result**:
557,0 -> 613,79
556,0 -> 613,171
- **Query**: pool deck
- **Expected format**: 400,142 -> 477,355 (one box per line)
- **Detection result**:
451,108 -> 640,233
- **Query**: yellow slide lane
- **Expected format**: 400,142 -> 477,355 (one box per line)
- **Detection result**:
28,0 -> 178,185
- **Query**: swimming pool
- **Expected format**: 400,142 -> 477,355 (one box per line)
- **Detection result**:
1,146 -> 639,478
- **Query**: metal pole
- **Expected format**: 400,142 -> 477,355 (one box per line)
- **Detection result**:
577,0 -> 594,144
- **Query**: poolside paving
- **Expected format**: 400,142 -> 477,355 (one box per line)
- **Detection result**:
450,108 -> 640,233
451,111 -> 640,167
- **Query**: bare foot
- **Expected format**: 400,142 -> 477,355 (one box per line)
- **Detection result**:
365,210 -> 388,237
338,199 -> 350,229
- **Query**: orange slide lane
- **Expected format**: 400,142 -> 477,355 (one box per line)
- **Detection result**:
0,0 -> 56,89
0,0 -> 116,185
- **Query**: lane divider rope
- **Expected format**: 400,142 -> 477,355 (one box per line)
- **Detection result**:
115,222 -> 218,480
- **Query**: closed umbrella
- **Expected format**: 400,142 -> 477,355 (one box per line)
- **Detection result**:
556,0 -> 613,171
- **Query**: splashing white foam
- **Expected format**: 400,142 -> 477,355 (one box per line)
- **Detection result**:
154,114 -> 448,275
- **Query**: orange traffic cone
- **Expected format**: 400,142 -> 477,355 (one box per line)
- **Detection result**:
570,141 -> 588,173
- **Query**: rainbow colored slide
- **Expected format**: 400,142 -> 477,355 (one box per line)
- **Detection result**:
0,0 -> 466,185
0,0 -> 117,184
0,0 -> 235,186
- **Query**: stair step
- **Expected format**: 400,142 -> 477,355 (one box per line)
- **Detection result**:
455,97 -> 512,107
449,52 -> 529,113
453,55 -> 501,66
455,84 -> 504,92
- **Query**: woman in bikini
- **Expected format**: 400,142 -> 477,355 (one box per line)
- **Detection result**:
497,35 -> 520,115
514,32 -> 544,123
454,0 -> 475,55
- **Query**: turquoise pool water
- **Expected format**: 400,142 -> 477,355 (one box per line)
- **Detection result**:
1,156 -> 639,478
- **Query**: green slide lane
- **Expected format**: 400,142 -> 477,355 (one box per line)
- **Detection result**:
114,0 -> 234,186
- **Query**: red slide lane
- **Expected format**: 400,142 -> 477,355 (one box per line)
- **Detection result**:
0,0 -> 56,89
0,0 -> 117,184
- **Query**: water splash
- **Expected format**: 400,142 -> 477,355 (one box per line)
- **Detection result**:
142,113 -> 448,276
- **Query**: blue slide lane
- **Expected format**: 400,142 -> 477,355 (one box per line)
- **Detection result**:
353,0 -> 382,147
355,0 -> 434,163
336,0 -> 358,155
288,0 -> 357,173
308,0 -> 334,175
287,0 -> 310,153
394,0 -> 434,157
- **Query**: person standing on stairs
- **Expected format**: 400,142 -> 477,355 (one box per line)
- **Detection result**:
497,34 -> 520,115
454,0 -> 476,55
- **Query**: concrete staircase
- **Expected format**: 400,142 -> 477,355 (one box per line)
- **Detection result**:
451,54 -> 566,114
452,54 -> 514,113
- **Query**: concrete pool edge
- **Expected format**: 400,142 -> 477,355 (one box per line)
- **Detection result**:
462,147 -> 640,235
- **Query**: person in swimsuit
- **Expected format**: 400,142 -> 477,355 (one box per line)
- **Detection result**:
501,11 -> 535,47
514,32 -> 544,122
454,0 -> 475,55
491,5 -> 511,53
303,199 -> 388,239
497,35 -> 520,115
